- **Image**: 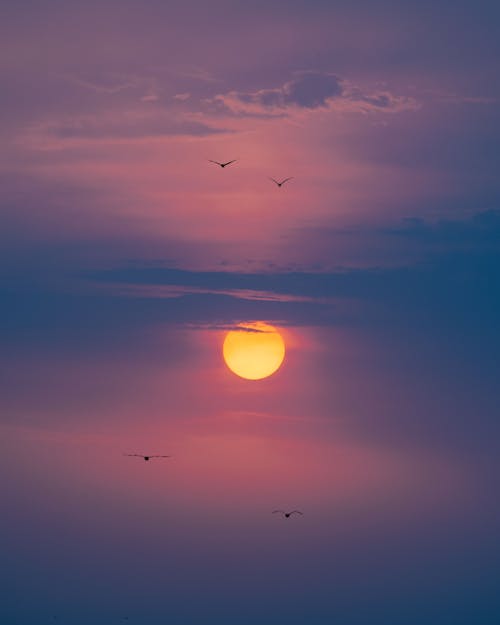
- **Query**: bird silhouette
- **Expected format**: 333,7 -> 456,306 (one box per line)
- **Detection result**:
269,177 -> 293,187
209,159 -> 237,168
272,510 -> 303,518
124,454 -> 171,462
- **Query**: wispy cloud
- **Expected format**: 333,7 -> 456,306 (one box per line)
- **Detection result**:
62,71 -> 162,102
63,72 -> 142,94
170,65 -> 221,83
20,110 -> 230,147
421,88 -> 498,106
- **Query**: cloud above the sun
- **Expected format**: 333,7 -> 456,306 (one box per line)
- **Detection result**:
209,71 -> 420,117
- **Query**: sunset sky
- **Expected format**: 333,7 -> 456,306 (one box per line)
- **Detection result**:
1,1 -> 499,623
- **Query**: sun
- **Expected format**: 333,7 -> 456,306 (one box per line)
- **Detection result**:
222,322 -> 286,380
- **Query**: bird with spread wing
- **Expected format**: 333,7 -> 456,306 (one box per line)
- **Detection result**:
272,510 -> 303,518
124,454 -> 171,462
269,177 -> 293,188
208,159 -> 237,168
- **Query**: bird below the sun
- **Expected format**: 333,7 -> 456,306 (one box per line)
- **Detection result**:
273,510 -> 303,518
269,176 -> 293,187
124,454 -> 171,462
208,159 -> 237,168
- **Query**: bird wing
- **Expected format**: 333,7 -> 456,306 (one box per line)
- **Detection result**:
281,177 -> 293,185
269,177 -> 280,185
208,160 -> 222,165
290,510 -> 303,515
222,159 -> 237,166
150,455 -> 171,458
272,510 -> 286,514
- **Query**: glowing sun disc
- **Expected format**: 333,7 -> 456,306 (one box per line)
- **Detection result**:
223,322 -> 285,380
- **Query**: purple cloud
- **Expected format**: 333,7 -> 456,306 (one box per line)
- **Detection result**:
212,70 -> 419,116
23,112 -> 230,144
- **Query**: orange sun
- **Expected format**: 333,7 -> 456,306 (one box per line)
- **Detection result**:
222,322 -> 285,380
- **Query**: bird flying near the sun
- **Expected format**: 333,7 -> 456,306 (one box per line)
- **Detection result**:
124,454 -> 171,462
269,177 -> 293,187
273,510 -> 303,518
208,159 -> 237,168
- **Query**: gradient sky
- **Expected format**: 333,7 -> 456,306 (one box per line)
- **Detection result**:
1,1 -> 500,624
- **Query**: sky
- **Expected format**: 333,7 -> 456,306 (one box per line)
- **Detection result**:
1,1 -> 500,623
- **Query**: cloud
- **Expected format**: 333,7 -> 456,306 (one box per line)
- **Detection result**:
82,209 -> 500,333
340,83 -> 420,113
2,205 -> 499,354
242,72 -> 343,109
170,65 -> 220,83
421,89 -> 498,106
381,209 -> 500,245
63,71 -> 163,103
22,111 -> 230,145
141,93 -> 160,103
62,72 -> 143,95
211,71 -> 419,117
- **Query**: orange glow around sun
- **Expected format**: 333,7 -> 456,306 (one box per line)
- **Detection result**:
222,322 -> 285,380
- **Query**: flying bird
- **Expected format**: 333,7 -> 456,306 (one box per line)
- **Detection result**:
269,177 -> 293,187
209,159 -> 237,168
272,510 -> 303,518
124,454 -> 171,462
